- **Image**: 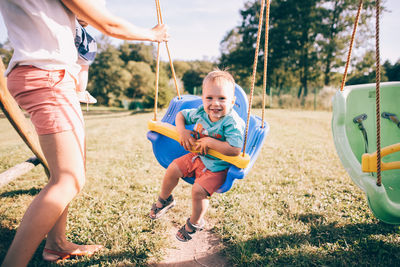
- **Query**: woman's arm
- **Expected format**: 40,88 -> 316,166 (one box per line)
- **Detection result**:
61,0 -> 169,42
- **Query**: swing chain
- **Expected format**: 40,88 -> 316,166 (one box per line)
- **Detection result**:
243,0 -> 269,156
375,0 -> 382,186
340,0 -> 363,92
153,0 -> 181,121
261,0 -> 270,127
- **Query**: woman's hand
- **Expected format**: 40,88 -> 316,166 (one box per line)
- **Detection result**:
151,24 -> 170,42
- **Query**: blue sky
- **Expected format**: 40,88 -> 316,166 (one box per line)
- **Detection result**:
0,0 -> 399,63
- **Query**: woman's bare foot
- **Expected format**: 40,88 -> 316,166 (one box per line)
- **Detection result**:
42,241 -> 103,262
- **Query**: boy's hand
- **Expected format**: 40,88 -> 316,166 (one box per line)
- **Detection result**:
195,137 -> 214,155
179,129 -> 196,151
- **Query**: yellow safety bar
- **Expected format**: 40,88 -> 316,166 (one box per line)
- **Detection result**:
148,120 -> 250,169
362,143 -> 400,172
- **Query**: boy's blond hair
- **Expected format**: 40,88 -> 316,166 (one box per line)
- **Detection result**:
202,69 -> 235,92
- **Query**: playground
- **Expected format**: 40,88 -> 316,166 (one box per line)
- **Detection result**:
1,0 -> 400,265
1,108 -> 400,266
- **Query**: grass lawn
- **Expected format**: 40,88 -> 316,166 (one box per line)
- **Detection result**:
1,108 -> 400,266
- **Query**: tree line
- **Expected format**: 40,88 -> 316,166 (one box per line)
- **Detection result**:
220,0 -> 399,99
0,0 -> 399,108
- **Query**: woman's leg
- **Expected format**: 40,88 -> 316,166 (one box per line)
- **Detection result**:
2,130 -> 86,267
42,205 -> 102,261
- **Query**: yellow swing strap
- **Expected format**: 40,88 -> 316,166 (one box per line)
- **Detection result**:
362,143 -> 400,172
243,0 -> 269,156
148,120 -> 250,168
340,0 -> 363,92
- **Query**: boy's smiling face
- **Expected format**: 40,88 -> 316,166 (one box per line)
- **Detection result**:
202,79 -> 235,122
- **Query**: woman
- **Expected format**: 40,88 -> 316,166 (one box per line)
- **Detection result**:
0,0 -> 168,266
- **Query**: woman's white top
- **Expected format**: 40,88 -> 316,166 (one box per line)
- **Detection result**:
0,0 -> 80,78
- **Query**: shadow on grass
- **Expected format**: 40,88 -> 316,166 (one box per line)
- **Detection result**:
0,226 -> 15,264
0,187 -> 41,197
1,238 -> 151,266
222,212 -> 400,266
26,246 -> 151,267
0,186 -> 41,264
0,232 -> 149,267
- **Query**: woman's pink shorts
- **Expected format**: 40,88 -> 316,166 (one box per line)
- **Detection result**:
7,65 -> 84,136
173,152 -> 227,195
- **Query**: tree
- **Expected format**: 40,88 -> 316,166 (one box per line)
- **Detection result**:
88,44 -> 131,106
219,0 -> 378,101
277,0 -> 324,98
167,60 -> 191,79
95,34 -> 114,52
142,85 -> 175,109
181,61 -> 215,94
318,0 -> 375,86
219,0 -> 324,98
383,60 -> 400,81
347,50 -> 388,85
142,62 -> 176,109
219,1 -> 264,89
0,41 -> 13,67
182,70 -> 203,94
119,42 -> 155,65
124,61 -> 155,99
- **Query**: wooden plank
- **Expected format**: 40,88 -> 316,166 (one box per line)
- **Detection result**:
0,157 -> 40,187
0,60 -> 50,177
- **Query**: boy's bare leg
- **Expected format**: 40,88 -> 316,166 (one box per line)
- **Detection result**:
176,183 -> 208,239
159,162 -> 182,201
189,183 -> 209,225
1,130 -> 90,266
149,162 -> 182,218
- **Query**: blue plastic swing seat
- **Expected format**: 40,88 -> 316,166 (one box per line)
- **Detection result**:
147,84 -> 269,193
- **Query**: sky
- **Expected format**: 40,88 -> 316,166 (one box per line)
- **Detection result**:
0,0 -> 399,63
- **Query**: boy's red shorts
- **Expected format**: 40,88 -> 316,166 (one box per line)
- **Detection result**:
173,152 -> 227,195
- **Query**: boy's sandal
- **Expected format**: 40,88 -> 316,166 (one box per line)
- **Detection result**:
149,195 -> 175,220
176,218 -> 204,242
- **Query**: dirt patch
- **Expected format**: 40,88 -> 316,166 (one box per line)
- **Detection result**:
150,223 -> 229,267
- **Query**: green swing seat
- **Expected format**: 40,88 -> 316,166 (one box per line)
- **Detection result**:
332,81 -> 400,224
